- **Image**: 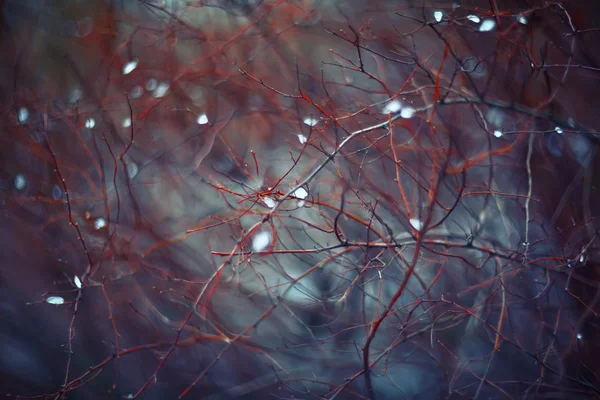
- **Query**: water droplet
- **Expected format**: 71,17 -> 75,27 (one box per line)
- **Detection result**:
85,118 -> 96,129
122,59 -> 138,75
382,100 -> 402,114
122,117 -> 131,128
570,134 -> 592,167
400,107 -> 416,119
297,134 -> 307,144
196,114 -> 209,125
293,187 -> 309,199
479,19 -> 496,32
252,231 -> 271,252
517,15 -> 527,25
263,197 -> 276,208
46,296 -> 65,305
74,275 -> 82,289
493,130 -> 503,138
433,11 -> 443,23
17,107 -> 29,124
130,86 -> 143,99
303,117 -> 318,127
486,107 -> 504,127
146,79 -> 158,91
14,174 -> 26,190
467,15 -> 481,24
153,82 -> 170,98
410,218 -> 423,230
126,162 -> 139,179
94,218 -> 106,230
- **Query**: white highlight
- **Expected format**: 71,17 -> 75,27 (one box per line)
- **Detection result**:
303,117 -> 318,127
518,15 -> 527,25
14,174 -> 26,190
46,296 -> 64,305
146,79 -> 158,91
122,117 -> 131,128
122,59 -> 138,75
252,231 -> 271,252
18,107 -> 29,123
577,333 -> 583,340
297,134 -> 307,144
479,19 -> 496,32
263,197 -> 276,208
153,82 -> 170,98
126,162 -> 139,179
85,118 -> 95,129
555,126 -> 563,134
130,86 -> 143,99
382,100 -> 402,114
400,106 -> 416,119
467,15 -> 481,24
493,130 -> 503,138
94,218 -> 106,230
196,114 -> 209,125
293,187 -> 309,199
74,275 -> 82,289
410,218 -> 423,230
433,11 -> 443,23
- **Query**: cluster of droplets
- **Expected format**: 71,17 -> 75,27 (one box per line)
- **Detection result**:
431,9 -> 528,32
381,100 -> 416,118
255,187 -> 310,252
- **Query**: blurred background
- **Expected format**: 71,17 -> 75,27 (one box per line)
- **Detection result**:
1,0 -> 600,399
